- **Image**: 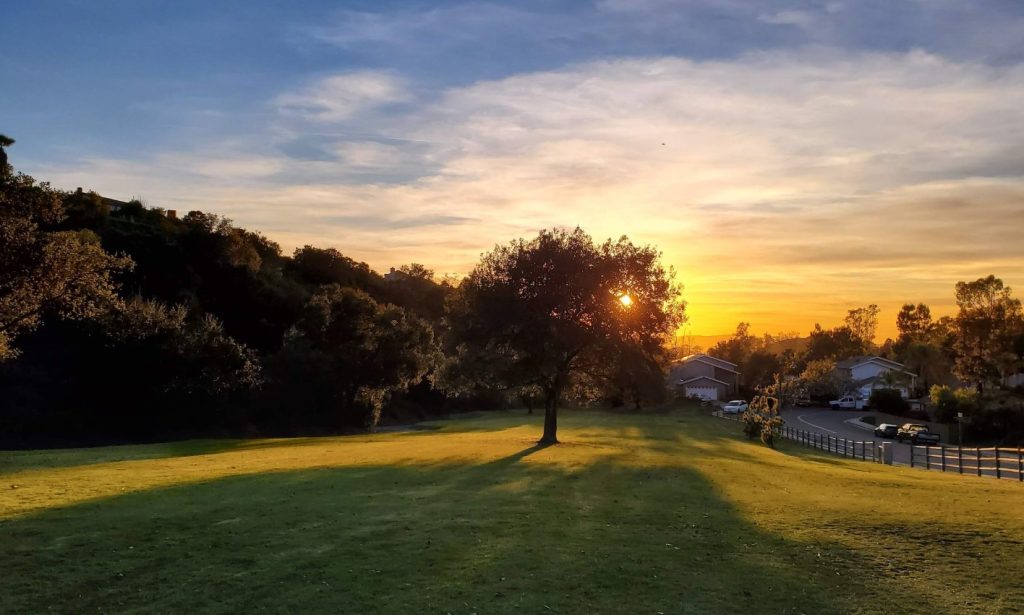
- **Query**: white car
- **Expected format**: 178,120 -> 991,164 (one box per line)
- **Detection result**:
722,400 -> 748,414
829,396 -> 866,410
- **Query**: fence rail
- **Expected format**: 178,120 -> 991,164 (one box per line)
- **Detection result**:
712,408 -> 1023,482
911,445 -> 1024,481
778,425 -> 879,461
713,410 -> 879,462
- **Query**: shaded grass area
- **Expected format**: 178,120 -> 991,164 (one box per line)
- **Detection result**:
2,407 -> 1023,614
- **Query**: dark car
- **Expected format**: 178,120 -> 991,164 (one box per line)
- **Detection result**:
874,423 -> 898,439
896,423 -> 940,445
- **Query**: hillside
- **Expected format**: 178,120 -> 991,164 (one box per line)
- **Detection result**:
2,404 -> 1021,614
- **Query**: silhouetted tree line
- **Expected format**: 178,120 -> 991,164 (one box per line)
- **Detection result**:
1,138 -> 682,446
710,283 -> 1024,443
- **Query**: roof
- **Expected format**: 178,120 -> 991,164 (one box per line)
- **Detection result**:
855,375 -> 910,386
678,353 -> 739,373
678,375 -> 730,386
836,355 -> 906,370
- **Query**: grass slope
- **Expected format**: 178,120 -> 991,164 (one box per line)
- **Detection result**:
2,406 -> 1022,614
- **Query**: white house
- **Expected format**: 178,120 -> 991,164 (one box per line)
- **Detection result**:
835,355 -> 918,399
667,354 -> 740,401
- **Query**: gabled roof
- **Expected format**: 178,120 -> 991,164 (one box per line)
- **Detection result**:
678,375 -> 730,386
678,353 -> 739,373
836,355 -> 905,370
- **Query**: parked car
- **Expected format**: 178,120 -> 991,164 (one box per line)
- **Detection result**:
794,397 -> 813,407
874,423 -> 899,439
896,423 -> 941,444
829,396 -> 866,410
722,400 -> 748,414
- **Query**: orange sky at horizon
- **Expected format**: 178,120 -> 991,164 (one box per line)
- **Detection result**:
31,53 -> 1024,340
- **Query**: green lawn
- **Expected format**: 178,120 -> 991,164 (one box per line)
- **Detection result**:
2,405 -> 1022,614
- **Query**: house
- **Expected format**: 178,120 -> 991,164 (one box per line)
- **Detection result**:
668,354 -> 740,401
835,355 -> 918,399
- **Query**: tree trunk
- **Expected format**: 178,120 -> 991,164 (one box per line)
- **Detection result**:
539,390 -> 559,444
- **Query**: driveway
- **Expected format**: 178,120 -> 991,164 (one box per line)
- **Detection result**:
778,407 -> 914,465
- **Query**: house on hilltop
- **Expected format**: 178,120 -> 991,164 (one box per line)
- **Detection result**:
836,355 -> 917,399
668,353 -> 740,401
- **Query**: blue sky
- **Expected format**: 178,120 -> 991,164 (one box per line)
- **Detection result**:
3,1 -> 1024,335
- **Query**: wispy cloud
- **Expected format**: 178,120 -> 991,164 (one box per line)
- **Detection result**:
36,49 -> 1024,335
274,71 -> 409,122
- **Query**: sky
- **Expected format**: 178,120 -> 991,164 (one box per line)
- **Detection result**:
3,1 -> 1024,339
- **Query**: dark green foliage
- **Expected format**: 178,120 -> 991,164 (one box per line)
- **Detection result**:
264,286 -> 438,431
0,149 -> 458,445
447,227 -> 685,443
1,167 -> 132,361
803,324 -> 869,363
867,388 -> 909,414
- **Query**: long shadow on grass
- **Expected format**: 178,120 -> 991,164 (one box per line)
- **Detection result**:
0,444 -> 969,614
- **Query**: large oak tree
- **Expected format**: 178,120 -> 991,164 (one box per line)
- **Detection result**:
449,228 -> 685,443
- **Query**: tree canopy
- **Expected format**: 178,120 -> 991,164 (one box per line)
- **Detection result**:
449,227 -> 685,443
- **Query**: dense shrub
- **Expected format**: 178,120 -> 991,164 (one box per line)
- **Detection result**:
867,388 -> 910,414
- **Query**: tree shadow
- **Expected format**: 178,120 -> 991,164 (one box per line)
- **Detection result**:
1,453 -> 992,613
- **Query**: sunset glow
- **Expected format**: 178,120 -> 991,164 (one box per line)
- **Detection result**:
5,2 -> 1023,339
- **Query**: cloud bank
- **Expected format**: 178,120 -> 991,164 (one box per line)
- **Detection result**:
36,49 -> 1024,335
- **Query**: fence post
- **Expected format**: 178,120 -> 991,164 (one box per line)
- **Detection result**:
941,447 -> 946,472
977,448 -> 982,477
1019,448 -> 1022,482
926,446 -> 931,470
996,448 -> 1001,480
958,446 -> 963,475
910,447 -> 915,468
843,438 -> 848,457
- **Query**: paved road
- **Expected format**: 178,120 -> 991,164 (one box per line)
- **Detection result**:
778,407 -> 914,465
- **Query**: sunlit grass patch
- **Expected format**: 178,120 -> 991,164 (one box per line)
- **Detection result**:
1,407 -> 1021,614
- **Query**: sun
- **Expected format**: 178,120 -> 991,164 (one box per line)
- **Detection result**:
618,293 -> 633,307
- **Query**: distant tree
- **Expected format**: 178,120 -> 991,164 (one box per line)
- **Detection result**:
288,246 -> 375,289
799,359 -> 850,401
397,263 -> 434,280
1,168 -> 132,360
896,303 -> 932,341
742,350 -> 783,391
844,304 -> 880,347
899,341 -> 949,393
379,263 -> 452,322
710,322 -> 758,366
952,275 -> 1024,388
62,189 -> 110,230
448,228 -> 685,443
803,324 -> 868,363
0,134 -> 13,178
575,342 -> 671,410
267,286 -> 437,430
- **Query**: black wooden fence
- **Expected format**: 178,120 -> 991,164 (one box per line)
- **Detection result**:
778,425 -> 879,461
714,411 -> 879,462
911,445 -> 1024,481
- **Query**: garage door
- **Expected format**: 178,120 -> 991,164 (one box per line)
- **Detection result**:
685,386 -> 718,401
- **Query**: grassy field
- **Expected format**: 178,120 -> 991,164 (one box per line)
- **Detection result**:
2,405 -> 1022,614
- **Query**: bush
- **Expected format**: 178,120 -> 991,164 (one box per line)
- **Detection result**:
929,384 -> 978,423
868,388 -> 909,414
741,395 -> 784,447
